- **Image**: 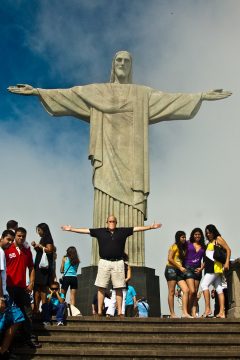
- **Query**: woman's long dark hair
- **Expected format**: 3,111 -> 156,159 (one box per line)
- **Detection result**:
205,224 -> 221,240
66,246 -> 80,265
175,230 -> 187,261
36,223 -> 53,242
190,228 -> 205,248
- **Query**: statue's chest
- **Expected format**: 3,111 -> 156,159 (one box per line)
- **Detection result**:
109,85 -> 132,103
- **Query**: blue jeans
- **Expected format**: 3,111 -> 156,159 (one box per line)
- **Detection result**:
42,302 -> 66,322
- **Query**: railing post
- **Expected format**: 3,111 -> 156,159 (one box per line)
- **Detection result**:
226,258 -> 240,318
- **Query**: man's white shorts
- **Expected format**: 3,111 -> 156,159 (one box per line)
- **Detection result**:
95,259 -> 126,289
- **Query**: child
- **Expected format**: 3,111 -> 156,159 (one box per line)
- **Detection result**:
137,297 -> 149,318
42,281 -> 66,326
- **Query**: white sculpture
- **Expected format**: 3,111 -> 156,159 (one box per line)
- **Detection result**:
8,51 -> 231,266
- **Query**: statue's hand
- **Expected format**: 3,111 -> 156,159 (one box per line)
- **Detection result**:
7,84 -> 37,95
202,89 -> 232,101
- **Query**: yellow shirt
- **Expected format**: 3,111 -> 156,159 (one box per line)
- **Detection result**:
167,244 -> 182,267
207,242 -> 223,274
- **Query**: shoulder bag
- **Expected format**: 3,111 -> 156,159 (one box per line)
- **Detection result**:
213,240 -> 227,264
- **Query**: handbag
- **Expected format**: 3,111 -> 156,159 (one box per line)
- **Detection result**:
67,303 -> 82,316
39,248 -> 49,269
213,242 -> 227,264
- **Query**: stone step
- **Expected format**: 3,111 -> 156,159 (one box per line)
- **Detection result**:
35,334 -> 240,346
14,317 -> 240,359
42,316 -> 240,324
34,316 -> 240,325
14,347 -> 240,359
35,317 -> 240,330
34,324 -> 240,335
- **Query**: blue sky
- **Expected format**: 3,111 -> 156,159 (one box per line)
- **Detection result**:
1,0 -> 240,314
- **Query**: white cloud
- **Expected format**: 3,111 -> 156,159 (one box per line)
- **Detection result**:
0,107 -> 93,271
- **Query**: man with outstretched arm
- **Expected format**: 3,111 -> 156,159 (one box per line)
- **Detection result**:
61,215 -> 161,317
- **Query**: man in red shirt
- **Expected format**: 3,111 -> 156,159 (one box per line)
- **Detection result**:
5,227 -> 41,348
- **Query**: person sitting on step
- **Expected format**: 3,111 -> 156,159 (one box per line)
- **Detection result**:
42,281 -> 67,326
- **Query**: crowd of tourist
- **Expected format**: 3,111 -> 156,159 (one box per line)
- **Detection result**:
0,216 -> 231,358
0,219 -> 80,359
165,224 -> 231,319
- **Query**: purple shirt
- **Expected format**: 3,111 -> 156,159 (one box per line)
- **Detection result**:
184,241 -> 205,268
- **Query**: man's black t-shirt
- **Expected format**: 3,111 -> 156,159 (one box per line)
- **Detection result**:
89,227 -> 134,259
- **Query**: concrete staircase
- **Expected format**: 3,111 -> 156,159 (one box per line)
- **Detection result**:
14,317 -> 240,359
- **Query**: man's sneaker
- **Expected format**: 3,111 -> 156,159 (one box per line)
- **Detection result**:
43,321 -> 51,327
57,321 -> 64,326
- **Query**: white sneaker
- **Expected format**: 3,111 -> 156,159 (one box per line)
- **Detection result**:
43,321 -> 51,326
57,321 -> 64,326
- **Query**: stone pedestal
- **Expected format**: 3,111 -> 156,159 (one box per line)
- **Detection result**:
226,258 -> 240,318
129,266 -> 161,317
75,265 -> 161,316
75,265 -> 98,316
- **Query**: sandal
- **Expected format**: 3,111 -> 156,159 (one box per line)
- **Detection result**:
170,314 -> 178,319
181,314 -> 193,318
201,312 -> 213,318
216,313 -> 225,319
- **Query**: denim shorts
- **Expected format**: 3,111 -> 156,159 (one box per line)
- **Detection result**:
0,297 -> 25,332
183,265 -> 202,281
164,266 -> 185,282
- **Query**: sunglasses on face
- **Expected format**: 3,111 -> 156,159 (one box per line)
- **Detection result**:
108,221 -> 116,223
51,288 -> 59,291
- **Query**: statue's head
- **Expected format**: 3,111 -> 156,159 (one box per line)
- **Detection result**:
110,50 -> 132,84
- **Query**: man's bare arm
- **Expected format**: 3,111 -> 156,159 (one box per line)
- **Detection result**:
61,225 -> 90,234
0,271 -> 5,312
133,223 -> 162,232
27,267 -> 35,293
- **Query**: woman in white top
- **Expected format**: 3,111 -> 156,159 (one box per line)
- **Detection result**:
201,224 -> 231,318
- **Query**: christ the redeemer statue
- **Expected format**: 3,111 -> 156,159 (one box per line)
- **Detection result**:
8,51 -> 231,266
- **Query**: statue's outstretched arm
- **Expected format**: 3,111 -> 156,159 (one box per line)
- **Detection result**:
7,84 -> 39,96
202,89 -> 232,101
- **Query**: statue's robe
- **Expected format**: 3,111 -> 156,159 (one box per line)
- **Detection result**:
38,83 -> 202,265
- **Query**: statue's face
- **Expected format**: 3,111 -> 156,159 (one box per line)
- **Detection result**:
114,52 -> 131,82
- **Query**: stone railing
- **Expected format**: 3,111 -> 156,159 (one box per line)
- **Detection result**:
226,258 -> 240,318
